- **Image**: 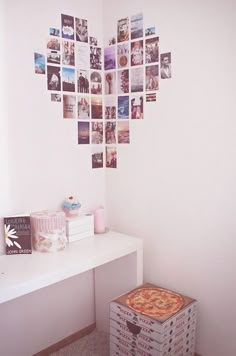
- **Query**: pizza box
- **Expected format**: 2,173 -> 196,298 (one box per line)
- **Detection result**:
110,334 -> 196,356
110,339 -> 195,356
110,320 -> 196,353
110,310 -> 197,343
110,283 -> 197,334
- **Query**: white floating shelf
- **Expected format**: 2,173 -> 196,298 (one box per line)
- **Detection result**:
0,230 -> 143,304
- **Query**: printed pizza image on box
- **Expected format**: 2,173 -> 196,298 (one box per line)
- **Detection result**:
110,283 -> 197,334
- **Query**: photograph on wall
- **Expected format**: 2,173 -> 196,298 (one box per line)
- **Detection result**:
91,96 -> 103,119
47,65 -> 61,91
92,149 -> 103,169
145,37 -> 159,64
146,92 -> 157,102
90,36 -> 98,46
105,96 -> 116,120
47,37 -> 60,65
51,93 -> 61,102
117,69 -> 129,94
62,40 -> 75,66
78,121 -> 90,144
63,94 -> 76,118
104,46 -> 116,71
61,14 -> 74,40
117,43 -> 129,69
118,95 -> 129,119
118,121 -> 130,144
104,71 -> 116,95
75,18 -> 88,43
160,52 -> 172,79
34,53 -> 45,74
77,70 -> 89,93
117,17 -> 129,43
131,40 -> 143,66
106,146 -> 117,168
47,37 -> 60,52
131,95 -> 144,119
77,96 -> 90,119
105,122 -> 116,144
131,13 -> 143,40
109,37 -> 116,45
47,50 -> 60,65
146,65 -> 159,91
62,67 -> 75,92
130,67 -> 143,92
91,122 -> 103,144
145,27 -> 156,36
76,43 -> 89,69
90,71 -> 102,95
90,46 -> 102,70
49,28 -> 60,37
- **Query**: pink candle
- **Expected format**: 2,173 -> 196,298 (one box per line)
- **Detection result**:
94,206 -> 106,234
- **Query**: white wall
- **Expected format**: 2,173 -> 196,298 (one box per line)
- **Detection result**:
104,1 -> 236,356
5,0 -> 105,215
0,0 -> 11,254
0,0 -> 104,353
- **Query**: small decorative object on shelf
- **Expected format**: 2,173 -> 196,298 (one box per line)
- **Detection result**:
4,214 -> 32,255
63,196 -> 81,218
30,210 -> 67,252
94,206 -> 106,234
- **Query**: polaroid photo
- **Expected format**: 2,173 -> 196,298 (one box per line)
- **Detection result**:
34,53 -> 45,74
117,43 -> 129,68
78,121 -> 90,144
47,65 -> 61,91
105,121 -> 116,144
61,14 -> 74,40
106,146 -> 117,168
62,67 -> 75,92
117,121 -> 130,144
130,94 -> 144,119
75,18 -> 88,43
130,67 -> 144,92
63,94 -> 76,119
146,64 -> 159,91
91,122 -> 103,144
77,95 -> 90,120
131,13 -> 143,40
90,71 -> 102,95
145,37 -> 159,64
91,96 -> 103,119
92,149 -> 103,169
105,96 -> 116,120
117,69 -> 129,94
118,95 -> 129,119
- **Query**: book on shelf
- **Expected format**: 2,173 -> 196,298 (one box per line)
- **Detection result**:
4,214 -> 32,255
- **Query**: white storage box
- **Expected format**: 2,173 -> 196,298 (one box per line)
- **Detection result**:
66,213 -> 94,242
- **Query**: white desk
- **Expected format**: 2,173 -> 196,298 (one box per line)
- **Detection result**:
0,230 -> 143,331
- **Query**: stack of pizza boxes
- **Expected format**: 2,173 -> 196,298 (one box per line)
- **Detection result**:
109,283 -> 197,356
